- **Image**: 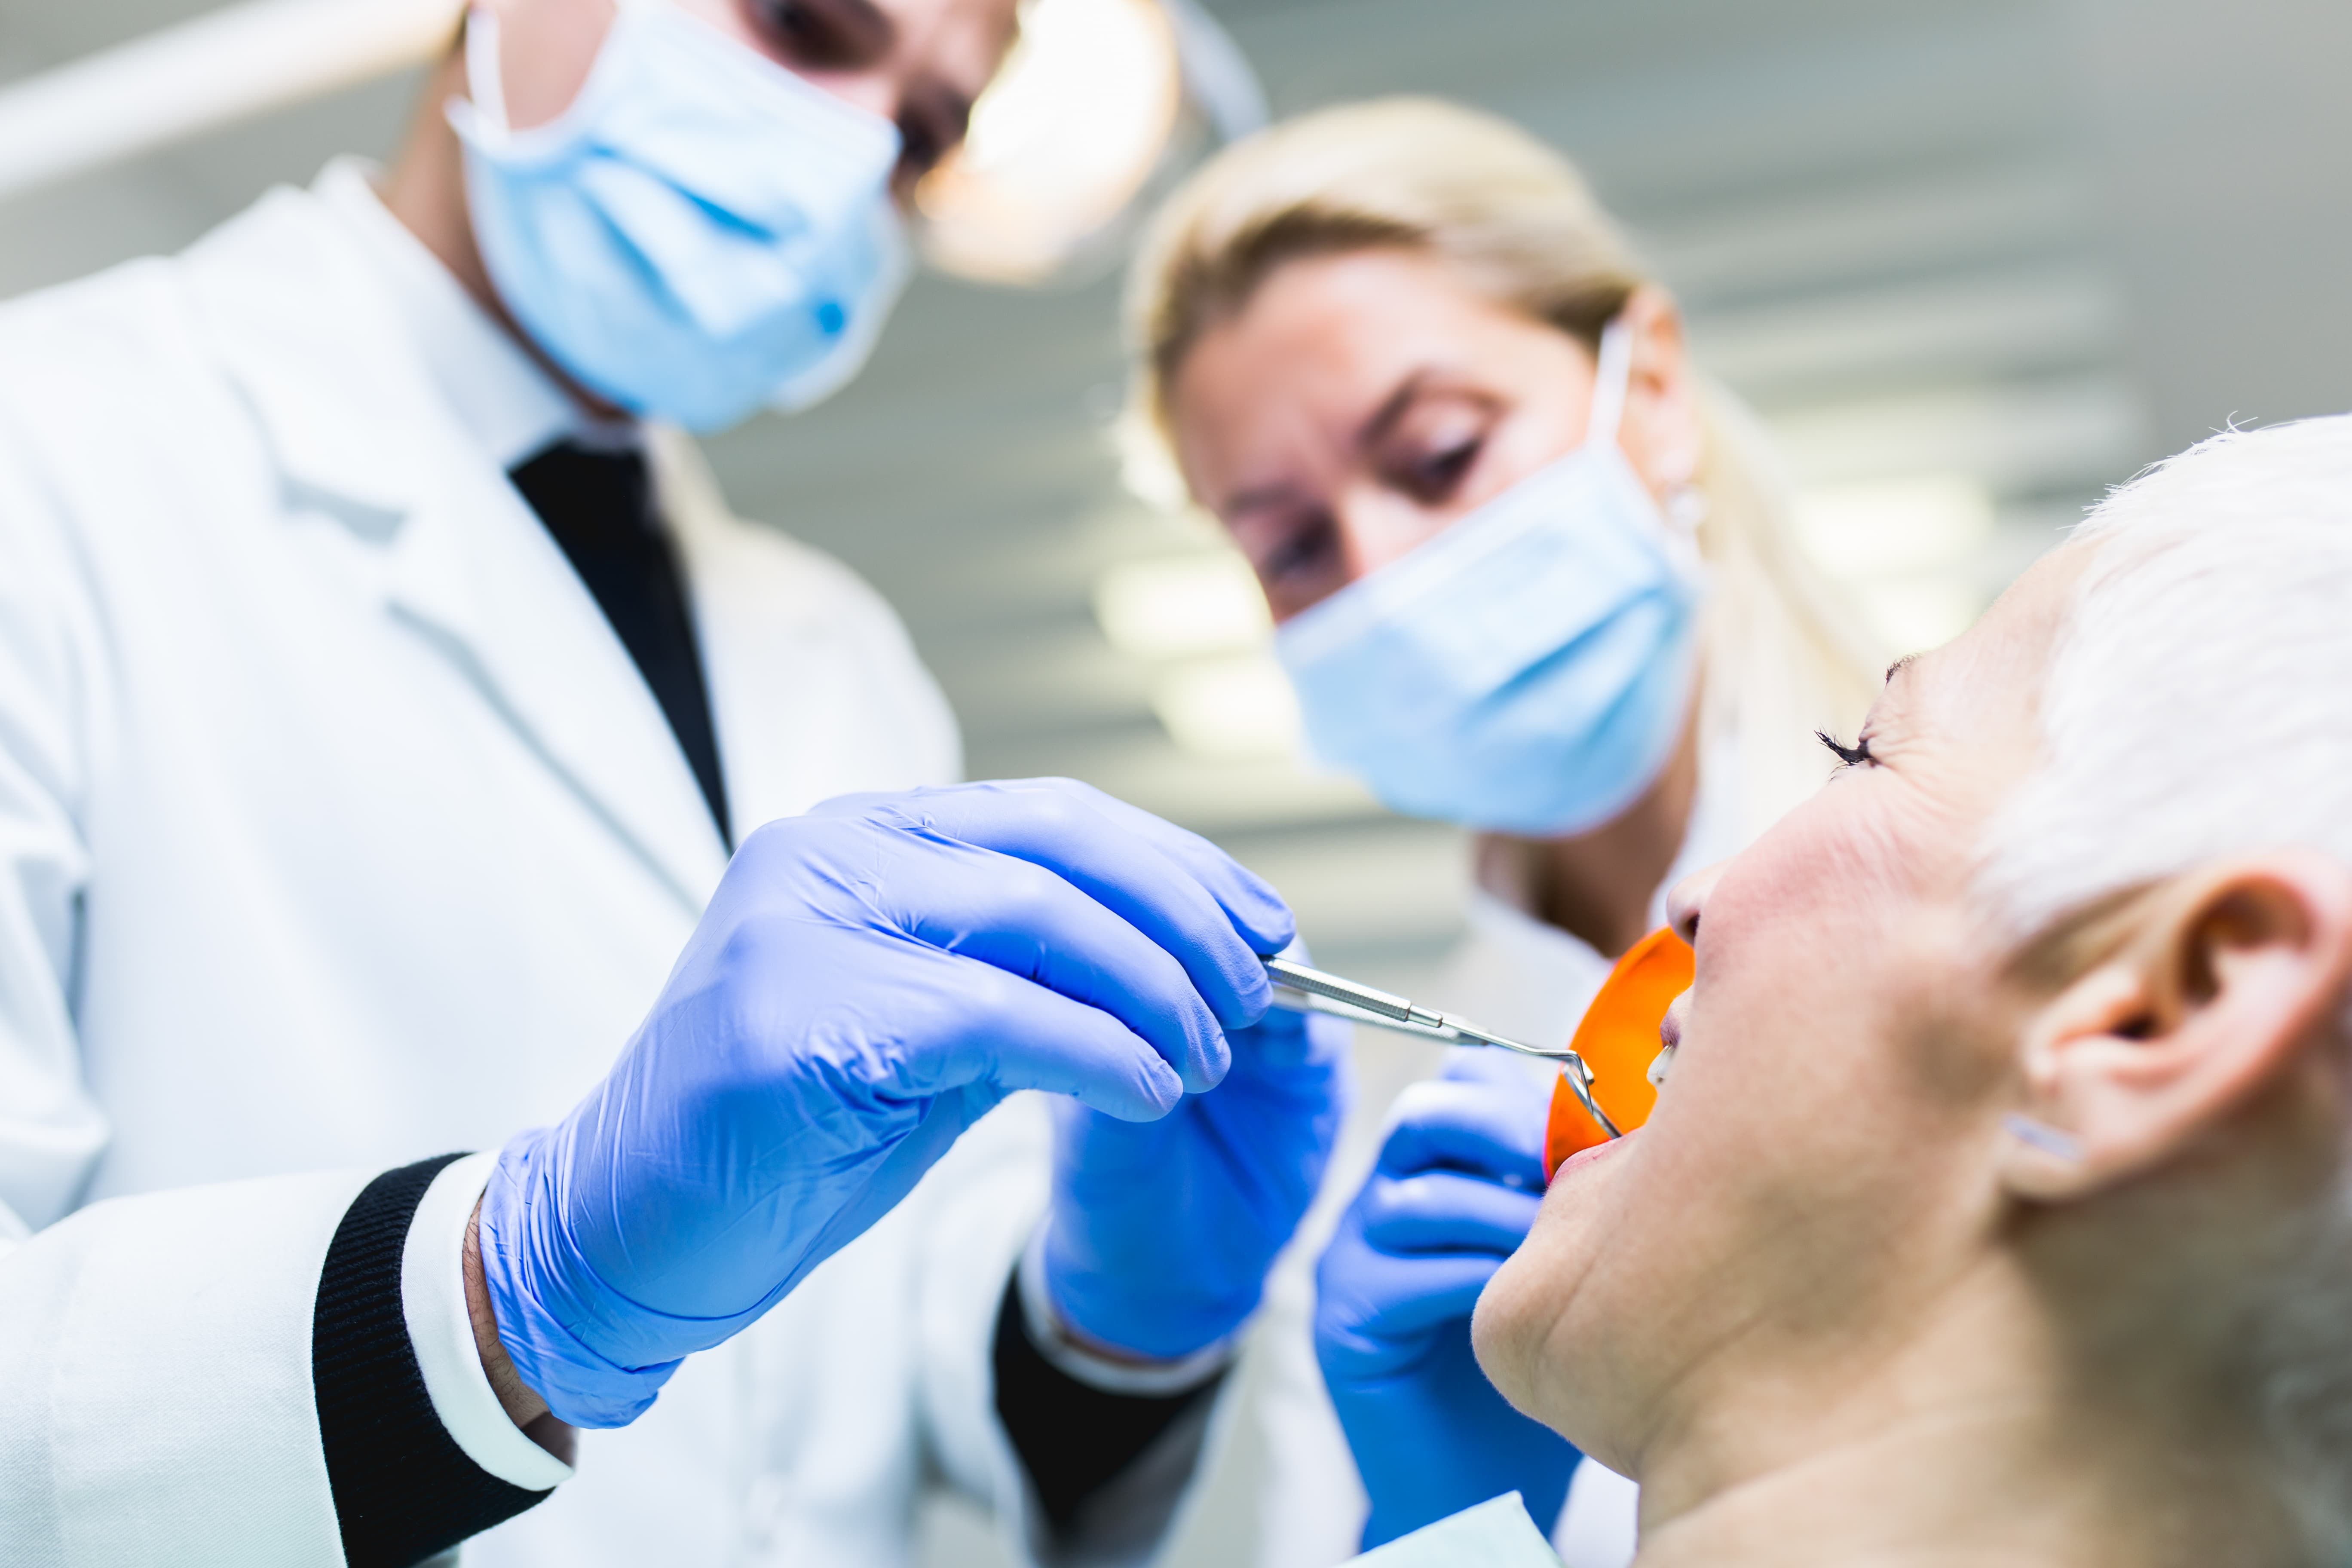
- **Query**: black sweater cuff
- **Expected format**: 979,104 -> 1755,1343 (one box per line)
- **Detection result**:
312,1155 -> 554,1568
992,1268 -> 1228,1538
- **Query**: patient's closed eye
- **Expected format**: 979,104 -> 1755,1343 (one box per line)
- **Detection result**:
1817,730 -> 1874,769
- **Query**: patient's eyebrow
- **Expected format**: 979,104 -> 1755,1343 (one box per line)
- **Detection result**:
1885,654 -> 1919,685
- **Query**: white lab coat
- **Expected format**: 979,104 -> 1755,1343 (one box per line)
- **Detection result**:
0,174 -> 1062,1566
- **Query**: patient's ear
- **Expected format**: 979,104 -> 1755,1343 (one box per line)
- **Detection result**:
1999,853 -> 2352,1201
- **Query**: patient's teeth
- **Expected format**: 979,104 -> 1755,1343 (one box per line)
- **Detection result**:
1646,1045 -> 1675,1089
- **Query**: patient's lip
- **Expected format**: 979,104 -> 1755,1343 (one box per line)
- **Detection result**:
1553,1128 -> 1636,1182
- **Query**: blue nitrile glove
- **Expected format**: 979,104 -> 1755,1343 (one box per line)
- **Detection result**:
479,779 -> 1294,1428
1316,1048 -> 1583,1548
1041,974 -> 1353,1360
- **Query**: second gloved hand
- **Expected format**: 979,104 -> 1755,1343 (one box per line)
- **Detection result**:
1039,981 -> 1352,1361
1316,1048 -> 1583,1548
479,779 -> 1294,1427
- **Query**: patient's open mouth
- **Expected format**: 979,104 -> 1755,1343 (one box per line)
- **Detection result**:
1544,929 -> 1694,1178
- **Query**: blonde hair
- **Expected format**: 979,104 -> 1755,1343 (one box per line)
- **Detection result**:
1124,96 -> 1881,836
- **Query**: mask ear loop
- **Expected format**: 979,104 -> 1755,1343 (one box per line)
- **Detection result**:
461,8 -> 510,135
1592,312 -> 1707,583
1585,315 -> 1634,452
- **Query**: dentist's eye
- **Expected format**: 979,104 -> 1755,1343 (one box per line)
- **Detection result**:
1817,730 -> 1874,769
747,0 -> 882,69
897,114 -> 946,178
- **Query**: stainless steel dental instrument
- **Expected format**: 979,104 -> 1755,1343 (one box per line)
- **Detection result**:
1264,954 -> 1622,1139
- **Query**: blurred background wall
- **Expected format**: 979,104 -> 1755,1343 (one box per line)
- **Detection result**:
1,0 -> 2344,1562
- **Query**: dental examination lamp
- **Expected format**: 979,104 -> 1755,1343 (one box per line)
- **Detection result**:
0,0 -> 1265,288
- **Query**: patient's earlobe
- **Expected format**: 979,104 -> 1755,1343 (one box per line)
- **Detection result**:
1997,854 -> 2352,1203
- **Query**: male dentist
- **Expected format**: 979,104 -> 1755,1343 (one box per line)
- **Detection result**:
0,1 -> 1348,1564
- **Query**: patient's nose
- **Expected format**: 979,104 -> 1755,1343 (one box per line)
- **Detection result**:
1666,861 -> 1728,946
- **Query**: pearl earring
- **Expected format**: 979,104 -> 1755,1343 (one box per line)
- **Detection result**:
1666,483 -> 1709,535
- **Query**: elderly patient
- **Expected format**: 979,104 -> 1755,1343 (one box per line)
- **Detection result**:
1471,417 -> 2352,1566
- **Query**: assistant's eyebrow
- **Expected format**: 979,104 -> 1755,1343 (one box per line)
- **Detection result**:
1220,479 -> 1307,519
1354,371 -> 1432,455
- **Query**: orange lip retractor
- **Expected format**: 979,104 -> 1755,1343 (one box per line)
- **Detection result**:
1544,927 -> 1694,1180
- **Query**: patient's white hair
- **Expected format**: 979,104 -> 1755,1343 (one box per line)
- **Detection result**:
1979,413 -> 2352,1553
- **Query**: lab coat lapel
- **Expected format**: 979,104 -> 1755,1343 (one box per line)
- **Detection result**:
182,181 -> 731,913
386,473 -> 733,910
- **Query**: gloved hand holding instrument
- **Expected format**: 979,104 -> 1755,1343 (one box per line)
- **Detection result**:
478,779 -> 1300,1427
1041,987 -> 1351,1363
1307,927 -> 1694,1546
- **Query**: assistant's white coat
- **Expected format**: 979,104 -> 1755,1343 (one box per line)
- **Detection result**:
0,168 -> 1062,1565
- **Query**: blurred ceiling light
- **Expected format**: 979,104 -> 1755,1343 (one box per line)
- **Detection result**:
1094,552 -> 1271,659
915,0 -> 1265,286
1151,654 -> 1300,760
1791,473 -> 1995,578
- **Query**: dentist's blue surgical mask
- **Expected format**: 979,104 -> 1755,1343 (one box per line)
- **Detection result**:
1275,320 -> 1703,837
449,0 -> 910,432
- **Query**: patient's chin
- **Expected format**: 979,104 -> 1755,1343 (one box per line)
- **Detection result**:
1470,1246 -> 1549,1416
1472,1182 -> 1611,1423
1471,1130 -> 1651,1455
1473,1241 -> 1623,1467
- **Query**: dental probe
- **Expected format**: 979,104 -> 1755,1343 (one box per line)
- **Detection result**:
1262,955 -> 1623,1140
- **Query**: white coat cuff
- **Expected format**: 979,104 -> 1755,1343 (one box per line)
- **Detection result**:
401,1150 -> 574,1491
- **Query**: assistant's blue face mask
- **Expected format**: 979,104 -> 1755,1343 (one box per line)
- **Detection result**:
1275,320 -> 1704,838
449,0 -> 909,432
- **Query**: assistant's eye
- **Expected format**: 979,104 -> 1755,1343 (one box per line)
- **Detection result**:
1261,513 -> 1338,584
1407,440 -> 1481,500
1816,730 -> 1874,769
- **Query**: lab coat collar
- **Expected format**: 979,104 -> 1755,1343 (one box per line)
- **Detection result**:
177,173 -> 731,911
310,156 -> 587,475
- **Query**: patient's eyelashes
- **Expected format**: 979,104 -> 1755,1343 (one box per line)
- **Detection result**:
1817,730 -> 1875,769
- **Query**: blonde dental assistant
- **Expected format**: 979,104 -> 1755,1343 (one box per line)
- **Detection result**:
1126,98 -> 1879,1563
0,2 -> 1348,1565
